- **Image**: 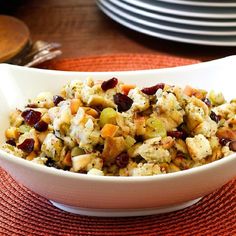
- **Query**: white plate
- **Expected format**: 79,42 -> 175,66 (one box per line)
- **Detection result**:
98,2 -> 236,46
105,0 -> 236,36
108,0 -> 236,27
157,0 -> 236,7
0,57 -> 236,217
122,0 -> 236,19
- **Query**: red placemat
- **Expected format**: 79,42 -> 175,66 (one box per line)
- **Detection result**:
1,54 -> 236,236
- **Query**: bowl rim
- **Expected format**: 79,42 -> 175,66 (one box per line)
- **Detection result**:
1,56 -> 236,182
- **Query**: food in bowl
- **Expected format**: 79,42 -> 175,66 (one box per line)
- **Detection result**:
1,77 -> 236,176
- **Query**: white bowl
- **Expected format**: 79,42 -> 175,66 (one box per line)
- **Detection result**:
0,57 -> 236,217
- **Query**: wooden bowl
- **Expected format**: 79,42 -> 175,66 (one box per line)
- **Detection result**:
0,15 -> 30,63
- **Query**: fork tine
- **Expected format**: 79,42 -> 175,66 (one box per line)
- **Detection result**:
24,50 -> 62,67
24,41 -> 61,60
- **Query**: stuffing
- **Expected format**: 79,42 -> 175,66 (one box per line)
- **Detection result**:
185,97 -> 209,130
102,136 -> 126,162
131,163 -> 162,176
216,127 -> 236,140
174,139 -> 188,154
72,153 -> 102,172
136,137 -> 171,163
51,101 -> 72,137
173,86 -> 190,107
222,146 -> 234,157
87,168 -> 104,176
31,157 -> 48,165
116,111 -> 136,137
156,113 -> 181,132
119,161 -> 138,176
134,116 -> 146,136
156,91 -> 185,129
212,102 -> 236,119
0,143 -> 25,157
186,134 -> 212,161
81,77 -> 117,108
70,107 -> 100,151
2,77 -> 236,176
29,92 -> 54,109
209,136 -> 220,150
128,88 -> 149,111
5,127 -> 20,140
41,133 -> 63,161
9,109 -> 24,127
61,80 -> 84,99
192,117 -> 218,137
72,154 -> 94,172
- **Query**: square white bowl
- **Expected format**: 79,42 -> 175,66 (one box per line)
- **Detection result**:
0,56 -> 235,217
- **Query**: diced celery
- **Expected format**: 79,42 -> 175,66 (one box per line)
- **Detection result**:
127,143 -> 141,158
99,108 -> 117,127
147,117 -> 164,129
208,90 -> 226,106
71,146 -> 85,157
145,118 -> 166,138
19,125 -> 31,133
125,135 -> 136,149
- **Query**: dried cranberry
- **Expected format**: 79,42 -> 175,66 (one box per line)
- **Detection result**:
177,125 -> 189,140
210,111 -> 220,123
34,120 -> 48,132
113,93 -> 133,112
21,109 -> 41,126
141,83 -> 165,95
202,98 -> 211,107
219,138 -> 231,146
229,140 -> 236,151
101,77 -> 118,91
6,139 -> 16,147
53,95 -> 64,106
17,139 -> 35,153
167,131 -> 184,139
135,135 -> 143,142
116,152 -> 129,168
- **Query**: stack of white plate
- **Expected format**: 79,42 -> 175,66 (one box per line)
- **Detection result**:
96,0 -> 236,46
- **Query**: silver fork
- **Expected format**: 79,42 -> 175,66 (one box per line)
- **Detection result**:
9,40 -> 62,67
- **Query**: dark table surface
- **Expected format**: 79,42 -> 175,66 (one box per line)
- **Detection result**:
2,0 -> 236,61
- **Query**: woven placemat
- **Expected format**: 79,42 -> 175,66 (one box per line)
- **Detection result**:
1,54 -> 236,236
39,54 -> 199,71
